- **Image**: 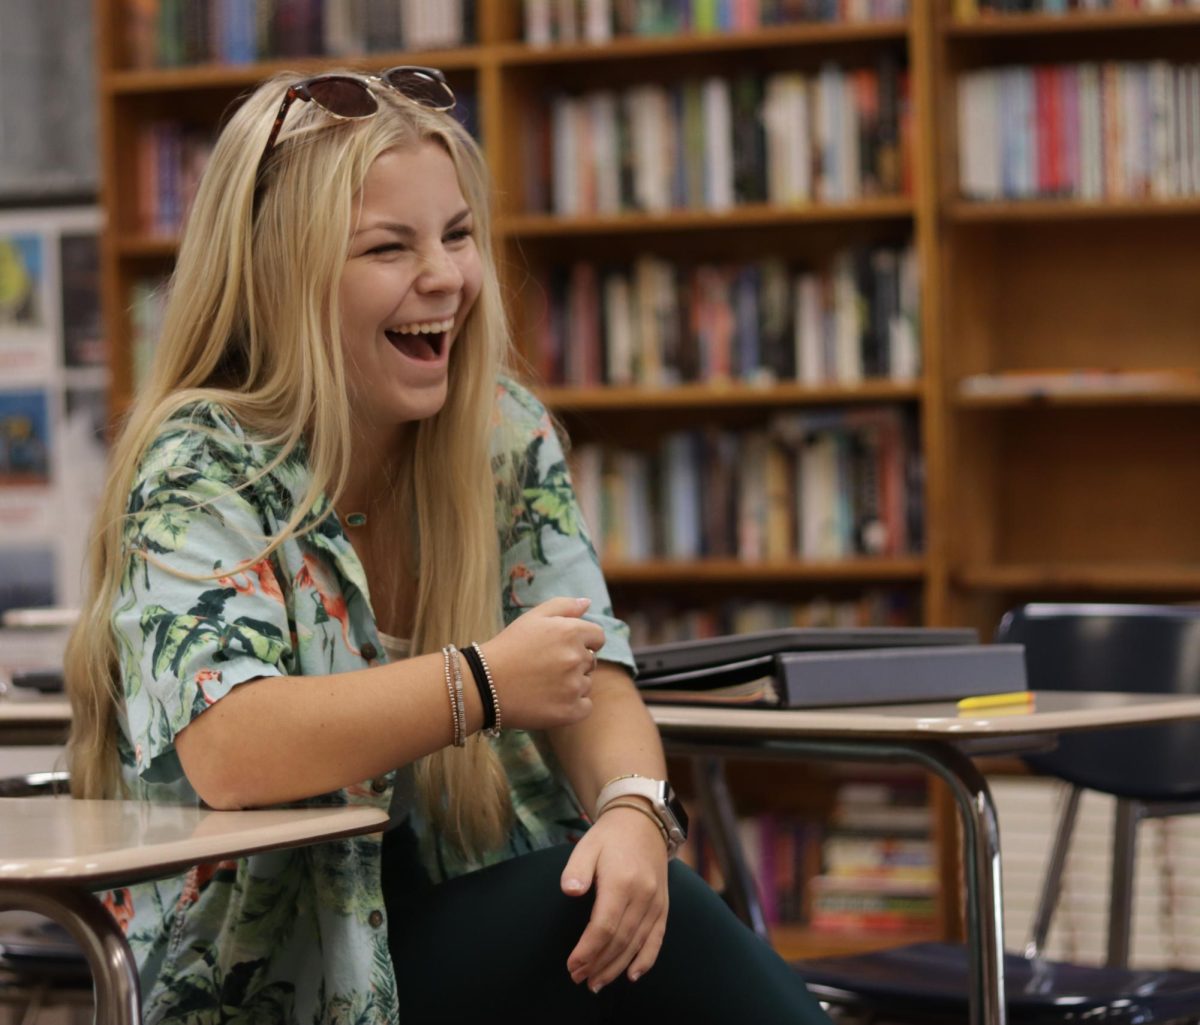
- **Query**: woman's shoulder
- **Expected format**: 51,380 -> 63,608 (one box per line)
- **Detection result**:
136,399 -> 290,487
491,375 -> 565,475
494,375 -> 548,431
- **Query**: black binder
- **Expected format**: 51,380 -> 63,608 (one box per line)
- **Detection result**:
634,628 -> 1026,708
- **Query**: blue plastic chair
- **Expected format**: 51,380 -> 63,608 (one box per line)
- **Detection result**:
793,603 -> 1200,1024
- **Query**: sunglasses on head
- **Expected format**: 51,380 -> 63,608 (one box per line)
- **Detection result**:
254,66 -> 456,192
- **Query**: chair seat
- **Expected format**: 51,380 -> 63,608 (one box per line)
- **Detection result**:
0,920 -> 89,987
794,942 -> 1200,1024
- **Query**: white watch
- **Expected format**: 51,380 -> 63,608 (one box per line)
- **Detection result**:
594,775 -> 689,857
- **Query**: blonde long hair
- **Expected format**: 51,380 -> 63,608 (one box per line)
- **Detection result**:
65,72 -> 514,855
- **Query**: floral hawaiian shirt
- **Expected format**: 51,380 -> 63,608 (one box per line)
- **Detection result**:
105,378 -> 635,1025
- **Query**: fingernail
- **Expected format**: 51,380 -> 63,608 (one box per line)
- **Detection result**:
630,970 -> 643,982
563,877 -> 585,893
589,981 -> 604,995
576,597 -> 591,609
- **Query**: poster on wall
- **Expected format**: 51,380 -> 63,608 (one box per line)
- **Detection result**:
0,206 -> 105,614
0,228 -> 53,382
0,389 -> 52,485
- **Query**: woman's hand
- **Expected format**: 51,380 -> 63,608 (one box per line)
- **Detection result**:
560,801 -> 670,992
479,597 -> 606,731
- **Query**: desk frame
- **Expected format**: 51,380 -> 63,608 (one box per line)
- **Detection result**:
0,883 -> 139,1025
667,736 -> 1009,1025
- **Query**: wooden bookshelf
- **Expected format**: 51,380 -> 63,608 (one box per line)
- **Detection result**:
933,0 -> 1200,646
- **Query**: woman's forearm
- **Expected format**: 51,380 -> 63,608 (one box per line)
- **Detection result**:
175,654 -> 483,809
546,664 -> 667,817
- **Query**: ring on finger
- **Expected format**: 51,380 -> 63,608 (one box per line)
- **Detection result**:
585,647 -> 597,674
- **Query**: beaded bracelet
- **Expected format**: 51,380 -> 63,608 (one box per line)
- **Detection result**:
447,644 -> 467,748
440,645 -> 463,747
461,642 -> 502,738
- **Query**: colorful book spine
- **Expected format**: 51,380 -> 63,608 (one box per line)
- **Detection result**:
958,59 -> 1200,201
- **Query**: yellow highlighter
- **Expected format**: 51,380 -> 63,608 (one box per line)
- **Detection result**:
956,691 -> 1034,711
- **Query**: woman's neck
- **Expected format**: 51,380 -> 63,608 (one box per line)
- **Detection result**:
338,422 -> 412,527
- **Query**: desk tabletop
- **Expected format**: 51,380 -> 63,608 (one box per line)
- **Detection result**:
0,799 -> 388,886
0,697 -> 71,723
649,690 -> 1200,740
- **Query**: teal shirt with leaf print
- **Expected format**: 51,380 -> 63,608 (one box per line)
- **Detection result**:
105,378 -> 635,1025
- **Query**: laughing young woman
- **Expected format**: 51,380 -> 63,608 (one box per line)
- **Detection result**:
64,68 -> 832,1025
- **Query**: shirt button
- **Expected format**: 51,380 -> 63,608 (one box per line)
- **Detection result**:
370,777 -> 388,794
368,909 -> 384,929
361,642 -> 378,661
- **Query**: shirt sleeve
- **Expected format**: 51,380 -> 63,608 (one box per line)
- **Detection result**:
114,465 -> 292,785
496,385 -> 636,676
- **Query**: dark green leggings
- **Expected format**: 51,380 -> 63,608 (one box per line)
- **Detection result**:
384,840 -> 832,1024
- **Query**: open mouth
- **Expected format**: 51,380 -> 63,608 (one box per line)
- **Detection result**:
385,318 -> 454,362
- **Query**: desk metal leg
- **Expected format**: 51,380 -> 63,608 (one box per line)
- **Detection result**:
0,883 -> 141,1025
690,756 -> 770,942
669,737 -> 1006,1025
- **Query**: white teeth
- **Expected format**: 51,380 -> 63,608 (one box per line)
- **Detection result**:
388,317 -> 455,335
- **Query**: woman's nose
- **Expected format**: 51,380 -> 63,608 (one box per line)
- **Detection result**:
416,247 -> 463,292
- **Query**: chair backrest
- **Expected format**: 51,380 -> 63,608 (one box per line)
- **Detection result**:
996,603 -> 1200,801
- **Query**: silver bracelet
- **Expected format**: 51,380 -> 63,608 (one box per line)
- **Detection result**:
471,642 -> 502,738
447,644 -> 467,748
441,645 -> 462,747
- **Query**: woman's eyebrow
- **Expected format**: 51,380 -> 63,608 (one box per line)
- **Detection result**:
356,209 -> 472,236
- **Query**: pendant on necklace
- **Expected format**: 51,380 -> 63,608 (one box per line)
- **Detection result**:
345,512 -> 368,528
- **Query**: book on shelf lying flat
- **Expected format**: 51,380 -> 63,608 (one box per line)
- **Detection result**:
958,368 -> 1200,398
638,644 -> 1027,709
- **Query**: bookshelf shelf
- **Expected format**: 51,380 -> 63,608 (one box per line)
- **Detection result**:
603,558 -> 927,586
956,564 -> 1200,594
105,48 -> 487,93
495,20 -> 911,66
945,10 -> 1200,38
115,236 -> 178,258
500,199 -> 915,237
954,389 -> 1200,409
542,381 -> 924,411
948,199 -> 1200,223
771,925 -> 938,960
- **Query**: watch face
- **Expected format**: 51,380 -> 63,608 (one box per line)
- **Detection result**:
662,783 -> 689,839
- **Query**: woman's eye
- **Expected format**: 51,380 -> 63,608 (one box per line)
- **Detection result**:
445,227 -> 473,244
368,243 -> 407,256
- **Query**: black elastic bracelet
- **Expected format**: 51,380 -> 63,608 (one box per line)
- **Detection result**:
460,642 -> 497,733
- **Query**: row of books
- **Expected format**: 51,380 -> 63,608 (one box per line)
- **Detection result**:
136,123 -> 212,237
571,408 -> 923,564
532,244 -> 920,389
812,777 -> 937,932
126,0 -> 476,69
523,0 -> 909,45
134,97 -> 480,236
958,62 -> 1200,202
527,59 -> 911,216
682,812 -> 823,926
956,0 -> 1200,14
679,774 -> 938,931
622,591 -> 919,648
